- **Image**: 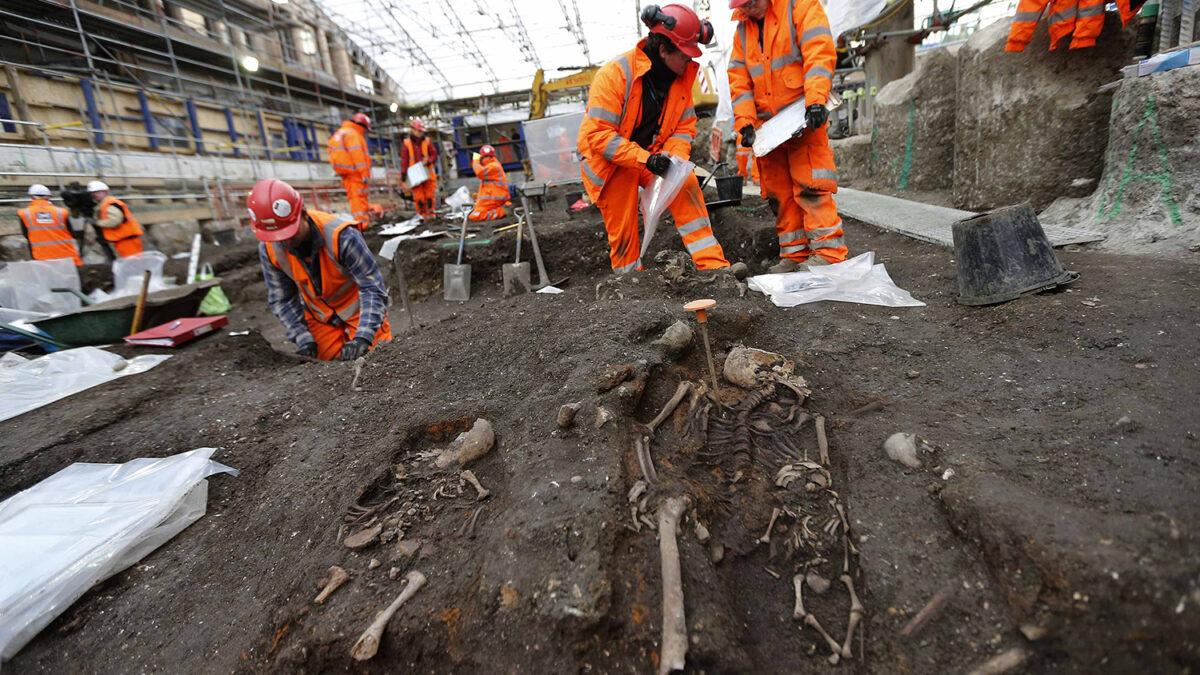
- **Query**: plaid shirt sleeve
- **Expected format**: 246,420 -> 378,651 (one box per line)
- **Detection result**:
259,242 -> 315,347
336,226 -> 388,343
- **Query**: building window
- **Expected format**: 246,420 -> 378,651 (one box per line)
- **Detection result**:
298,27 -> 318,56
178,7 -> 207,33
354,74 -> 374,95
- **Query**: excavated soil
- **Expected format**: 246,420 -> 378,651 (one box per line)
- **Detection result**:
2,191 -> 1198,674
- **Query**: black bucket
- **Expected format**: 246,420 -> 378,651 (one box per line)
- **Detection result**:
715,173 -> 743,202
952,202 -> 1078,306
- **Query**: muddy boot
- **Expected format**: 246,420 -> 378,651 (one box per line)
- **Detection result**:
803,255 -> 832,270
767,258 -> 799,274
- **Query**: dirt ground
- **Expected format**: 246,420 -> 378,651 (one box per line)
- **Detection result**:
2,190 -> 1198,674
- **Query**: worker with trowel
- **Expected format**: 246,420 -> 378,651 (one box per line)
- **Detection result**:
727,0 -> 848,272
327,112 -> 379,229
18,184 -> 81,265
400,119 -> 439,220
468,145 -> 511,221
88,180 -> 145,258
577,4 -> 735,275
249,178 -> 392,361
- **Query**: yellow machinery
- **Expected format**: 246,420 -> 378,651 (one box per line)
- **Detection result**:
528,65 -> 720,119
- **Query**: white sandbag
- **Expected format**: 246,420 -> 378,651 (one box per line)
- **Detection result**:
747,251 -> 925,308
0,448 -> 237,662
0,347 -> 170,423
0,259 -> 82,315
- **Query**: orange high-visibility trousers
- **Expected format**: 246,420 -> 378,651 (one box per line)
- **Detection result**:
757,131 -> 847,264
736,146 -> 760,183
412,174 -> 438,218
113,237 -> 144,258
597,166 -> 730,273
469,206 -> 507,221
307,311 -> 393,362
343,175 -> 370,227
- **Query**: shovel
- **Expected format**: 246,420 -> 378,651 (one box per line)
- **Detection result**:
518,192 -> 567,290
443,209 -> 471,301
502,208 -> 532,296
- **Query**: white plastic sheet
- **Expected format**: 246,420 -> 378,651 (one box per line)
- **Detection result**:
111,251 -> 171,298
0,448 -> 237,662
444,185 -> 472,210
753,93 -> 841,158
378,230 -> 440,261
0,347 -> 171,423
378,216 -> 422,236
406,161 -> 429,188
747,252 -> 925,308
0,260 -> 82,315
639,156 -> 696,260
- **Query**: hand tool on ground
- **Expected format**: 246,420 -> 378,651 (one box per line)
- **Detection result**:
518,191 -> 568,290
502,207 -> 532,296
443,208 -> 471,301
391,259 -> 417,330
684,299 -> 722,405
129,270 -> 152,335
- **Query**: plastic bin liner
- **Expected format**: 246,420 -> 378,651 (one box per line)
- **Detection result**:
521,112 -> 585,186
747,251 -> 926,308
639,156 -> 696,261
0,448 -> 237,662
0,347 -> 171,423
0,260 -> 82,315
111,251 -> 172,298
444,186 -> 472,210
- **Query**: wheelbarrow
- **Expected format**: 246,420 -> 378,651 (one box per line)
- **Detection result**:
30,279 -> 220,347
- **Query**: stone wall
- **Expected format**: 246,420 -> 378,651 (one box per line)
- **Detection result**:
872,46 -> 959,192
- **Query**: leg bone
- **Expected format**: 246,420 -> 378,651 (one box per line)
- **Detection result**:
646,382 -> 693,436
758,507 -> 782,544
461,470 -> 490,500
840,574 -> 865,659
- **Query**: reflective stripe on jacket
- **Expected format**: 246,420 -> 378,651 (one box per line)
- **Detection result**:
472,156 -> 511,206
97,196 -> 144,243
728,0 -> 837,136
327,121 -> 370,179
263,210 -> 361,325
577,39 -> 699,202
18,199 -> 81,265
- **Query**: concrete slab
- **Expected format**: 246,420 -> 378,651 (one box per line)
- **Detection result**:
836,188 -> 1105,247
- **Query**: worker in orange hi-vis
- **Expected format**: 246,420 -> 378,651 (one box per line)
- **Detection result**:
468,145 -> 511,221
401,119 -> 439,219
578,4 -> 738,275
88,180 -> 144,258
18,184 -> 81,265
728,0 -> 848,273
327,112 -> 376,229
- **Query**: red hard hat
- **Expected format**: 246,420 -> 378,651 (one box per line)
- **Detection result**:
641,4 -> 713,58
729,0 -> 751,7
411,118 -> 426,132
247,179 -> 304,242
351,112 -> 371,128
479,145 -> 495,158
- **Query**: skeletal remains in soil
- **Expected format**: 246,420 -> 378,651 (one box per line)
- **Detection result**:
633,347 -> 864,668
349,570 -> 427,661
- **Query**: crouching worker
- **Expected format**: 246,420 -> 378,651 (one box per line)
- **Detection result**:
249,178 -> 391,361
468,145 -> 510,221
577,4 -> 731,274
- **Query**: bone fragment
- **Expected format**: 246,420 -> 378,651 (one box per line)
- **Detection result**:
793,573 -> 807,619
628,480 -> 648,504
646,382 -> 693,435
815,415 -> 830,466
807,614 -> 843,664
350,356 -> 366,391
461,469 -> 490,500
965,647 -> 1029,675
840,574 -> 864,659
883,432 -> 922,468
349,570 -> 427,661
805,570 -> 831,595
435,419 -> 495,468
344,523 -> 383,549
652,320 -> 693,357
658,496 -> 692,675
900,583 -> 956,637
314,566 -> 349,604
557,402 -> 582,428
693,517 -> 710,544
595,406 -> 614,428
635,435 -> 659,484
758,507 -> 782,544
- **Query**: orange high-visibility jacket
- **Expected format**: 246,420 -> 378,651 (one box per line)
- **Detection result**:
401,137 -> 438,176
472,156 -> 510,207
1006,0 -> 1135,51
96,196 -> 144,243
327,121 -> 370,180
727,0 -> 837,138
263,210 -> 363,325
18,199 -> 81,265
577,39 -> 699,202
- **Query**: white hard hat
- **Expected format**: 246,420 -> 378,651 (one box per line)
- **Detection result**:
87,180 -> 109,192
28,184 -> 52,197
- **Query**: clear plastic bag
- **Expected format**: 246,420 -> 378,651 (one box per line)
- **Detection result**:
747,252 -> 926,307
111,251 -> 171,297
639,156 -> 696,261
0,347 -> 171,423
444,186 -> 472,210
0,448 -> 237,662
0,259 -> 82,315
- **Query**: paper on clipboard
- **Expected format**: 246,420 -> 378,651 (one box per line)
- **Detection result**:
406,162 -> 429,187
752,92 -> 841,158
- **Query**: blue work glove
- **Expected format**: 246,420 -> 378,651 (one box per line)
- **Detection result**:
805,104 -> 828,130
296,342 -> 318,358
338,337 -> 371,361
646,153 -> 672,176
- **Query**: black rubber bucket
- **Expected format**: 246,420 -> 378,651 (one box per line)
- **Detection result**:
715,174 -> 743,202
952,202 -> 1078,306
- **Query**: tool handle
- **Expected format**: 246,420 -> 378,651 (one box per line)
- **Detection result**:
521,195 -> 551,287
514,212 -> 524,264
129,270 -> 151,335
455,210 -> 469,265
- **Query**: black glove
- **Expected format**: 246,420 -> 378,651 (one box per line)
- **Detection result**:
738,125 -> 756,148
338,337 -> 371,361
805,104 -> 828,130
296,342 -> 318,358
646,153 -> 671,176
